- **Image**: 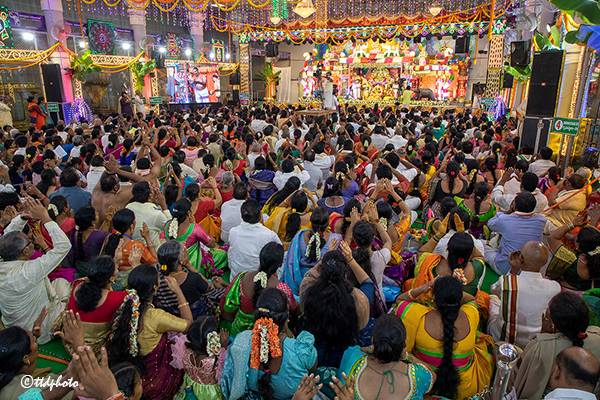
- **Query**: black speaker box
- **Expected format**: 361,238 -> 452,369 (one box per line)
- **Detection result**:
511,41 -> 531,67
525,50 -> 564,117
229,71 -> 240,85
266,43 -> 278,58
454,36 -> 470,54
503,72 -> 514,89
41,64 -> 64,103
152,50 -> 165,69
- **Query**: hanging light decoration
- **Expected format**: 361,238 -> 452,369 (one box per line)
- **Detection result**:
270,0 -> 287,25
293,0 -> 316,19
429,2 -> 443,16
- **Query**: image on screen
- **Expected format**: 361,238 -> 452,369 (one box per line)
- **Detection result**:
166,61 -> 221,104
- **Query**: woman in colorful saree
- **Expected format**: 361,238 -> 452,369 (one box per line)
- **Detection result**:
393,276 -> 494,399
107,264 -> 192,400
338,315 -> 434,400
164,198 -> 227,279
260,176 -> 301,218
264,189 -> 315,248
221,287 -> 317,400
282,207 -> 341,296
404,216 -> 498,316
221,242 -> 297,336
66,255 -> 126,355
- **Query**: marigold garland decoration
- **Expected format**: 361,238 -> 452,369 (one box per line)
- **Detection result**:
250,317 -> 282,369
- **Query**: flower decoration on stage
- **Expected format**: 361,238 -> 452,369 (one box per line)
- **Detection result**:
87,19 -> 116,54
0,6 -> 14,49
163,33 -> 182,59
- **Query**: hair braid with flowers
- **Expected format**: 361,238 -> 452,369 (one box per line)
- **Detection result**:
250,288 -> 289,400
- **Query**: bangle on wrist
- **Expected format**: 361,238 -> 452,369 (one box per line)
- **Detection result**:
178,301 -> 189,309
408,289 -> 416,301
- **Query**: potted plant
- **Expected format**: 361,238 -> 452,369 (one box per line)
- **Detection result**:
66,50 -> 100,82
257,62 -> 281,101
131,59 -> 156,93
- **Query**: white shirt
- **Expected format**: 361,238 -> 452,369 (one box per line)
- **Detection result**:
371,133 -> 390,150
228,221 -> 281,278
126,201 -> 171,248
86,166 -> 106,193
180,163 -> 199,180
492,185 -> 549,213
248,152 -> 261,170
389,135 -> 408,149
488,271 -> 561,348
544,388 -> 597,400
69,145 -> 82,159
14,147 -> 26,156
57,131 -> 68,142
220,198 -> 245,243
312,153 -> 336,179
303,161 -> 323,192
273,169 -> 310,190
250,119 -> 269,133
529,159 -> 556,177
0,221 -> 71,344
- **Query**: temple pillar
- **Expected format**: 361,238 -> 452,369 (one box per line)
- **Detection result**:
483,34 -> 504,98
189,13 -> 206,57
127,8 -> 147,53
239,41 -> 251,104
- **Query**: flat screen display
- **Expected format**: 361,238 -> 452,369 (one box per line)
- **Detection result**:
166,61 -> 220,104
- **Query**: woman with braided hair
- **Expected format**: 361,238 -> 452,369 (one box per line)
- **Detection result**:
338,315 -> 435,400
455,182 -> 496,239
221,242 -> 297,336
163,198 -> 227,279
221,287 -> 317,400
282,207 -> 341,296
107,264 -> 192,400
393,276 -> 493,398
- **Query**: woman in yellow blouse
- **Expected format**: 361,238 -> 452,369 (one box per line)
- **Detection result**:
107,264 -> 192,400
265,189 -> 315,248
393,276 -> 493,399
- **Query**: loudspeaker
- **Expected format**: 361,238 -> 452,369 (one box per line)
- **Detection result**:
503,72 -> 514,89
511,41 -> 531,67
152,49 -> 165,69
229,71 -> 240,85
525,50 -> 564,117
265,43 -> 278,58
521,116 -> 551,153
41,64 -> 64,103
454,36 -> 470,54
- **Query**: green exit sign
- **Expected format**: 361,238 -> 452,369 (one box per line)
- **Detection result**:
551,117 -> 580,136
150,96 -> 163,105
47,102 -> 60,113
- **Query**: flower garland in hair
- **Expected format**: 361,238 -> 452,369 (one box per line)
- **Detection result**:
305,233 -> 322,260
452,268 -> 468,285
206,331 -> 221,357
589,246 -> 600,256
48,204 -> 59,217
378,217 -> 388,231
253,271 -> 268,288
250,317 -> 282,369
109,289 -> 140,357
168,219 -> 179,239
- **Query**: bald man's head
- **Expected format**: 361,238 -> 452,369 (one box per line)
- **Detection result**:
520,241 -> 549,272
550,347 -> 600,392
